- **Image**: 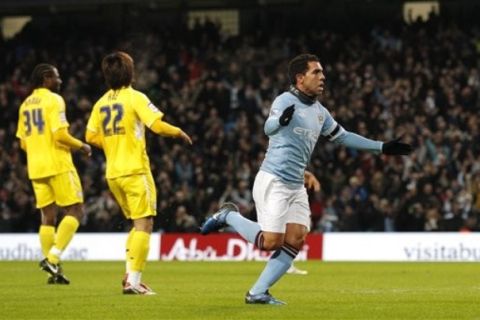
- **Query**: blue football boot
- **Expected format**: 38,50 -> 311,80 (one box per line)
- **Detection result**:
200,202 -> 239,235
245,291 -> 286,305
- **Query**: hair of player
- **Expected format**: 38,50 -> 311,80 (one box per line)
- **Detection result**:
102,51 -> 134,90
288,53 -> 320,85
30,64 -> 56,88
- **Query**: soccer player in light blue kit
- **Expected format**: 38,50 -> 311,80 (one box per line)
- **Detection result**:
201,53 -> 412,305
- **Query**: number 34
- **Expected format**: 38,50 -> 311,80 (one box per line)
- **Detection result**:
23,109 -> 45,135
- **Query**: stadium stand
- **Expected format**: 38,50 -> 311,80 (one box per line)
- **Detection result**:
1,2 -> 480,233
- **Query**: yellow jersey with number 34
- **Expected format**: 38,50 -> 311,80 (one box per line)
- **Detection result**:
87,86 -> 163,179
16,88 -> 75,179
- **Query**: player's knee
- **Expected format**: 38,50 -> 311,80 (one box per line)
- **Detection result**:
284,225 -> 308,249
66,203 -> 84,221
261,237 -> 284,251
291,238 -> 305,249
285,234 -> 306,250
74,205 -> 85,219
41,215 -> 56,226
40,204 -> 57,225
133,216 -> 154,233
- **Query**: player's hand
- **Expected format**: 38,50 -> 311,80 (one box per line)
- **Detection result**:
304,170 -> 321,192
179,130 -> 193,145
382,137 -> 413,155
279,104 -> 295,126
80,143 -> 92,156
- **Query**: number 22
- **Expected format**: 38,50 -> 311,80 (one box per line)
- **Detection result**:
100,104 -> 124,135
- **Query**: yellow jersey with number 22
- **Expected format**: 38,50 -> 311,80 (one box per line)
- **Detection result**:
87,86 -> 163,179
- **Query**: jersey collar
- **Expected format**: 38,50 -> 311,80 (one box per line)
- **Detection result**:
289,85 -> 316,105
34,87 -> 50,93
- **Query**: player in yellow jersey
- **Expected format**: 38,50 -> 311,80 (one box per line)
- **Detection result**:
86,52 -> 192,295
16,64 -> 92,284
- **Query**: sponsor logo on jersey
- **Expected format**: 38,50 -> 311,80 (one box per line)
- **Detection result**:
293,127 -> 320,141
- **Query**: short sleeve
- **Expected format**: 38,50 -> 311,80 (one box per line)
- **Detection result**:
86,104 -> 100,133
50,95 -> 69,133
133,92 -> 164,127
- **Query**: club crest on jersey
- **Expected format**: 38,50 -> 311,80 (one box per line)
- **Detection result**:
318,115 -> 324,123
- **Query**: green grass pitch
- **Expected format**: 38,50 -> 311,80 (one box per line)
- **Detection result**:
2,261 -> 480,319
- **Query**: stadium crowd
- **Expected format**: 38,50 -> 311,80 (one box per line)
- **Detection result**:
1,13 -> 480,233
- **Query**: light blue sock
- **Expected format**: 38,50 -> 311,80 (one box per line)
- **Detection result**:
226,211 -> 261,244
249,245 -> 298,295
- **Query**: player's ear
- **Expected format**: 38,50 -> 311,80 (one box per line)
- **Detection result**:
295,73 -> 304,85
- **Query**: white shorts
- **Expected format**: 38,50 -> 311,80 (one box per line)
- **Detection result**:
253,170 -> 311,233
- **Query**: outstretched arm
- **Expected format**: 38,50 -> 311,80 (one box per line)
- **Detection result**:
334,131 -> 412,155
150,118 -> 192,145
321,107 -> 412,155
333,131 -> 383,153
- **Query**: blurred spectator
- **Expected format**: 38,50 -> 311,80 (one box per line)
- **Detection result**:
168,205 -> 198,233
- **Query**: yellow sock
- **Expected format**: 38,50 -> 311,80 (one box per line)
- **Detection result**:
47,215 -> 79,264
128,231 -> 150,272
39,225 -> 55,258
125,228 -> 135,272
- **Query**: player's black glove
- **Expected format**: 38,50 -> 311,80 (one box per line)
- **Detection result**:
382,137 -> 413,155
279,105 -> 295,126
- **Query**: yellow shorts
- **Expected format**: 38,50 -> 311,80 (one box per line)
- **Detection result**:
107,172 -> 157,220
32,170 -> 83,209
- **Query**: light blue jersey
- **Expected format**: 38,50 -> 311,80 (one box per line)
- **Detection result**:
260,89 -> 383,187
